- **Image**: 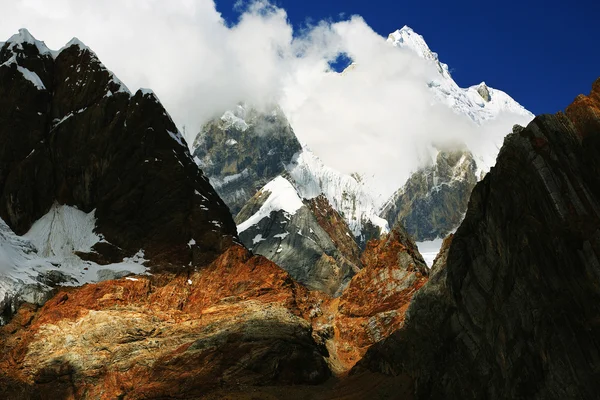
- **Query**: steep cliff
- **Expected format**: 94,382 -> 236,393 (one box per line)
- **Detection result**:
356,78 -> 600,399
320,226 -> 429,373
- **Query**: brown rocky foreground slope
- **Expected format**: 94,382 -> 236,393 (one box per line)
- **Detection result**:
0,245 -> 329,399
0,231 -> 428,399
354,78 -> 600,399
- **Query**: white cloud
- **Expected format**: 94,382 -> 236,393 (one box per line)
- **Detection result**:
0,0 -> 532,201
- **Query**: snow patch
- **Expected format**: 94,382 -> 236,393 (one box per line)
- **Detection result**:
16,66 -> 45,90
167,130 -> 187,148
237,176 -> 304,234
252,234 -> 266,244
210,168 -> 250,189
287,148 -> 389,237
221,109 -> 249,131
0,204 -> 148,321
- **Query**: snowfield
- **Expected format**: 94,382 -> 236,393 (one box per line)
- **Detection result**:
0,204 -> 148,323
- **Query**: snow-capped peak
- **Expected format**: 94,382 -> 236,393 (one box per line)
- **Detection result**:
388,26 -> 451,79
388,26 -> 431,59
57,37 -> 132,96
387,26 -> 533,126
4,28 -> 54,58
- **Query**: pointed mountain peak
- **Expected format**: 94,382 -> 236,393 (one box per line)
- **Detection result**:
387,26 -> 451,79
387,26 -> 430,54
7,28 -> 37,45
58,37 -> 93,56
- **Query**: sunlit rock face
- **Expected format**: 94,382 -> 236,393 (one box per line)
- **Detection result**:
0,246 -> 331,398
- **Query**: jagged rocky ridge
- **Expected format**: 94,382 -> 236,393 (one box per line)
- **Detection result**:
193,107 -> 389,295
379,26 -> 534,242
387,26 -> 533,127
193,105 -> 389,245
0,30 -> 236,319
354,78 -> 600,399
196,25 -> 534,278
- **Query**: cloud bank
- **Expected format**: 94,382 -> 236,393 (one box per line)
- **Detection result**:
0,0 -> 532,200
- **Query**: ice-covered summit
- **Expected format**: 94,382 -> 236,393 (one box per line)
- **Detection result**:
388,26 -> 451,79
388,26 -> 533,125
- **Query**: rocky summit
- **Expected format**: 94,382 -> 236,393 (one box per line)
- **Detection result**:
354,79 -> 600,399
0,31 -> 236,267
237,177 -> 362,297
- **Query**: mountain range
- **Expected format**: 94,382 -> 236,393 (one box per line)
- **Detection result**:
191,25 -> 533,291
0,27 -> 598,400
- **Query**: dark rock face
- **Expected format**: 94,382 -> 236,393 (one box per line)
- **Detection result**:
238,182 -> 361,297
0,35 -> 236,272
381,149 -> 477,241
193,105 -> 302,215
355,79 -> 600,399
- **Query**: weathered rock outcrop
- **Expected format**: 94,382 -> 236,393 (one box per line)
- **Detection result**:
355,79 -> 600,399
0,31 -> 236,270
296,225 -> 429,375
381,149 -> 477,241
193,105 -> 302,215
0,221 -> 428,399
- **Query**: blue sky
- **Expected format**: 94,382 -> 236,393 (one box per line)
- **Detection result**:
216,0 -> 600,115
